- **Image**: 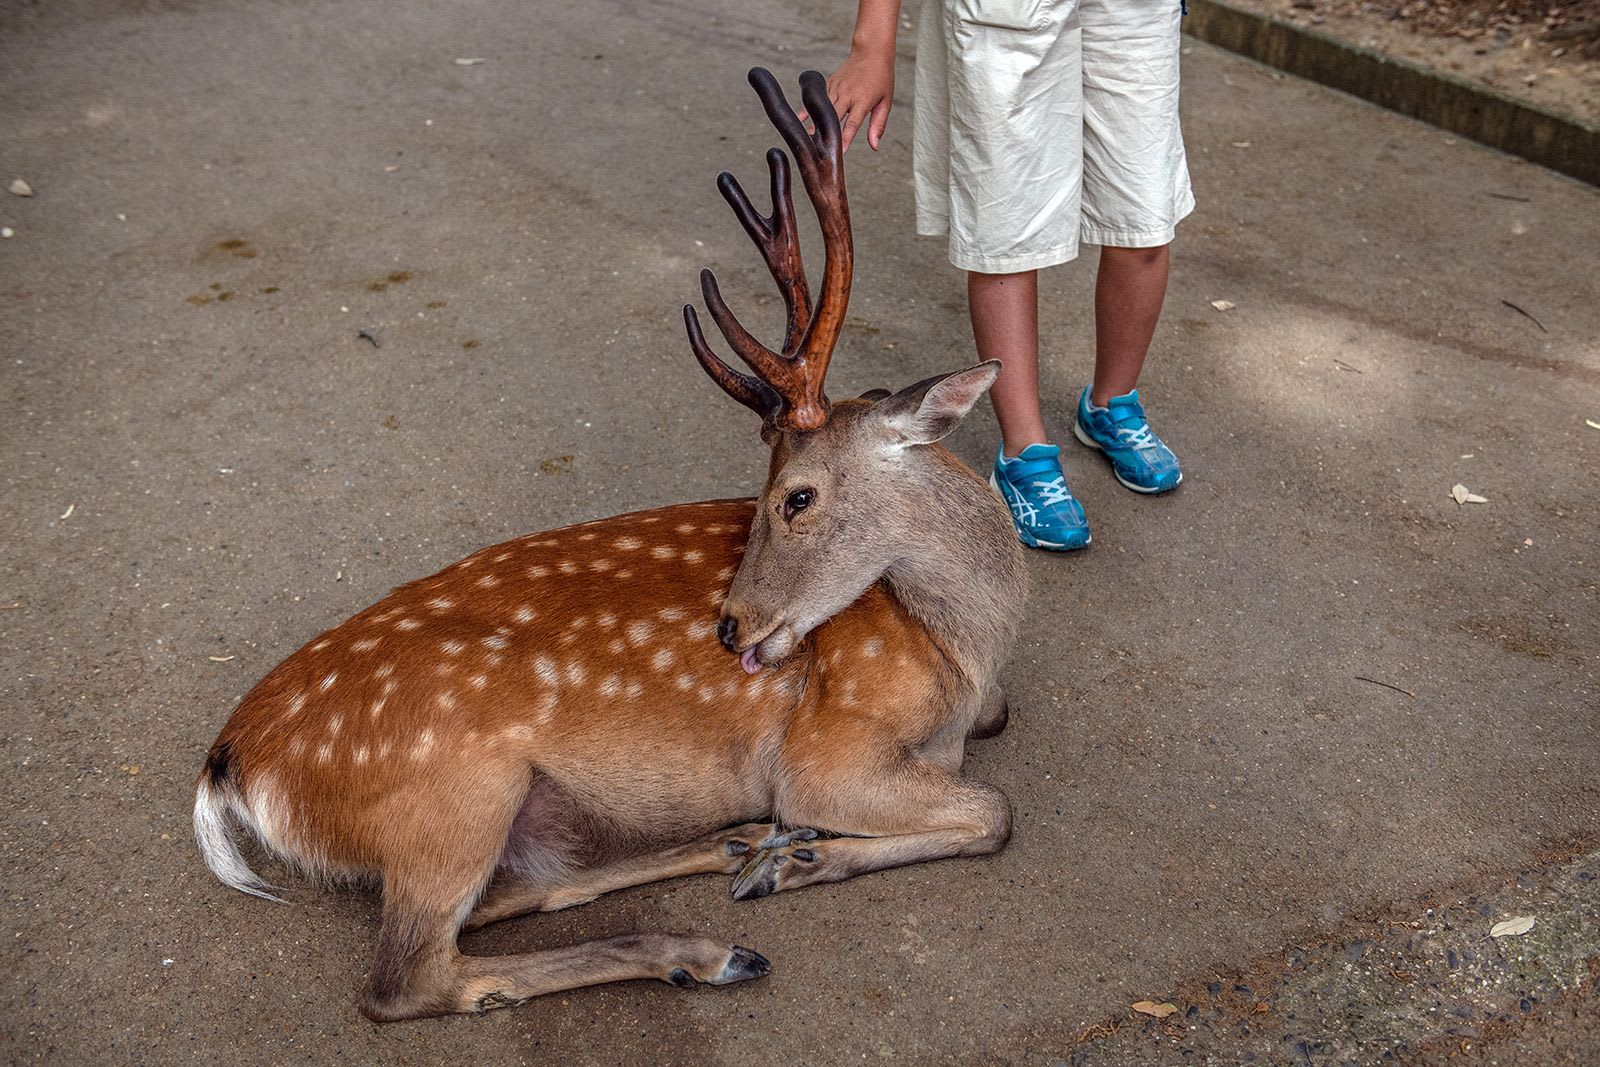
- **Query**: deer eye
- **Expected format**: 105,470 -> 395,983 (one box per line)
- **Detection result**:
782,488 -> 815,522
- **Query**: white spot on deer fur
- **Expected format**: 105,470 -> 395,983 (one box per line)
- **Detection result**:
316,743 -> 333,764
686,620 -> 715,640
327,714 -> 343,737
626,621 -> 656,645
369,698 -> 386,719
441,639 -> 466,656
863,637 -> 884,658
697,685 -> 715,703
651,545 -> 677,560
396,618 -> 422,631
598,612 -> 618,628
600,675 -> 620,696
375,663 -> 396,679
481,634 -> 509,651
559,561 -> 579,574
675,673 -> 694,691
528,565 -> 551,579
429,597 -> 454,611
311,639 -> 331,652
534,692 -> 558,725
579,532 -> 597,541
715,566 -> 736,582
719,679 -> 738,699
437,691 -> 458,711
352,637 -> 381,652
470,674 -> 489,690
494,552 -> 512,563
382,678 -> 398,695
485,652 -> 504,668
412,729 -> 436,759
707,591 -> 725,608
614,536 -> 642,550
373,607 -> 400,623
589,558 -> 615,572
352,745 -> 370,766
641,516 -> 661,524
625,680 -> 643,699
287,735 -> 306,758
319,672 -> 338,692
676,523 -> 696,534
617,569 -> 635,579
651,648 -> 675,671
513,605 -> 536,625
502,725 -> 534,743
657,607 -> 686,623
288,692 -> 307,715
608,638 -> 625,655
563,661 -> 587,686
684,550 -> 704,564
378,739 -> 393,759
475,574 -> 500,589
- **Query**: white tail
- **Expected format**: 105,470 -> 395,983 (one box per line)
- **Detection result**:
195,68 -> 1027,1023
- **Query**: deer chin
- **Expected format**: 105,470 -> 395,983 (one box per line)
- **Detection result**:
739,622 -> 804,674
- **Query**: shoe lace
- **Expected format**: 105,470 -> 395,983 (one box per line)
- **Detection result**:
1031,476 -> 1073,506
1115,422 -> 1157,450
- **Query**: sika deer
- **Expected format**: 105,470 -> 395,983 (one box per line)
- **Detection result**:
194,68 -> 1027,1022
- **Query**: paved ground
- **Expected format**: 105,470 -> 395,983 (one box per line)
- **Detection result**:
2,0 -> 1597,1064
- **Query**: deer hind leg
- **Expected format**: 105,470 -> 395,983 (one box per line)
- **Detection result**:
362,865 -> 770,1022
731,748 -> 1011,902
463,822 -> 778,932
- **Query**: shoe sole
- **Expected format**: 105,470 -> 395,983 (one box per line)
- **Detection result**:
988,473 -> 1090,552
1072,420 -> 1183,495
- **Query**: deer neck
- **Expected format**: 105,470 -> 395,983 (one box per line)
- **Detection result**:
881,453 -> 1028,693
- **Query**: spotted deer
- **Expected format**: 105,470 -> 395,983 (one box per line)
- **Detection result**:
194,68 -> 1027,1021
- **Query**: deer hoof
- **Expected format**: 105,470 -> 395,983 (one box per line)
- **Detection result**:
731,839 -> 820,900
756,827 -> 819,850
709,945 -> 771,985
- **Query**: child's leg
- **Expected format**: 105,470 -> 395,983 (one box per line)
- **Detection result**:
968,269 -> 1047,457
1091,243 -> 1170,406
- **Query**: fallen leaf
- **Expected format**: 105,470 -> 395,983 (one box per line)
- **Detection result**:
1523,538 -> 1534,547
8,178 -> 33,197
1131,1000 -> 1179,1018
454,57 -> 487,66
1210,300 -> 1235,312
1586,419 -> 1600,431
1491,915 -> 1535,938
59,503 -> 75,520
1450,483 -> 1488,505
208,655 -> 236,663
1231,141 -> 1252,148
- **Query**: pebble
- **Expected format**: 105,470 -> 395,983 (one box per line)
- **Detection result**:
8,178 -> 32,197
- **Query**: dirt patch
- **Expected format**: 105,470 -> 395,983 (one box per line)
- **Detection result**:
1221,0 -> 1600,121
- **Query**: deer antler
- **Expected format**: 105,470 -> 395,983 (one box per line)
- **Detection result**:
684,67 -> 853,433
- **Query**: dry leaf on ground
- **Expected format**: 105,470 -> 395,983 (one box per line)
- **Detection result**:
1490,916 -> 1536,938
1451,483 -> 1488,505
1131,1000 -> 1179,1018
9,178 -> 33,197
1209,300 -> 1235,312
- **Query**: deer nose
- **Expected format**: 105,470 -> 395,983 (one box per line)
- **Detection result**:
717,616 -> 739,652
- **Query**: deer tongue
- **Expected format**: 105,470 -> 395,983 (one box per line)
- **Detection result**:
740,646 -> 764,675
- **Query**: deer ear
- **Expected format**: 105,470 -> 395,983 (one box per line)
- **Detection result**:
877,361 -> 1002,445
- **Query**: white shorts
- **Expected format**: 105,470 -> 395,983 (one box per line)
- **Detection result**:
913,0 -> 1196,272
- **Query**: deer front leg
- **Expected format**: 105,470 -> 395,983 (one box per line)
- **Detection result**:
731,752 -> 1012,901
465,822 -> 778,931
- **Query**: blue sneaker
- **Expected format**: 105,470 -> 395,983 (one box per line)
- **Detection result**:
989,444 -> 1091,551
1072,388 -> 1183,494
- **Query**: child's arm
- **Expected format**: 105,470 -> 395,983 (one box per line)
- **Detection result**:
828,0 -> 903,151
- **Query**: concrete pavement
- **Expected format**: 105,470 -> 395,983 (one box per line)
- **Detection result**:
2,0 -> 1597,1063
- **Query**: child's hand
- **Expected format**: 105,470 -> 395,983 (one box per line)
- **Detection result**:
821,49 -> 895,152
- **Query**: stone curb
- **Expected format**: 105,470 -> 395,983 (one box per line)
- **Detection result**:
1184,0 -> 1600,187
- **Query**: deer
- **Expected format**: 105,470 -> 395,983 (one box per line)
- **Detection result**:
193,68 -> 1028,1022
